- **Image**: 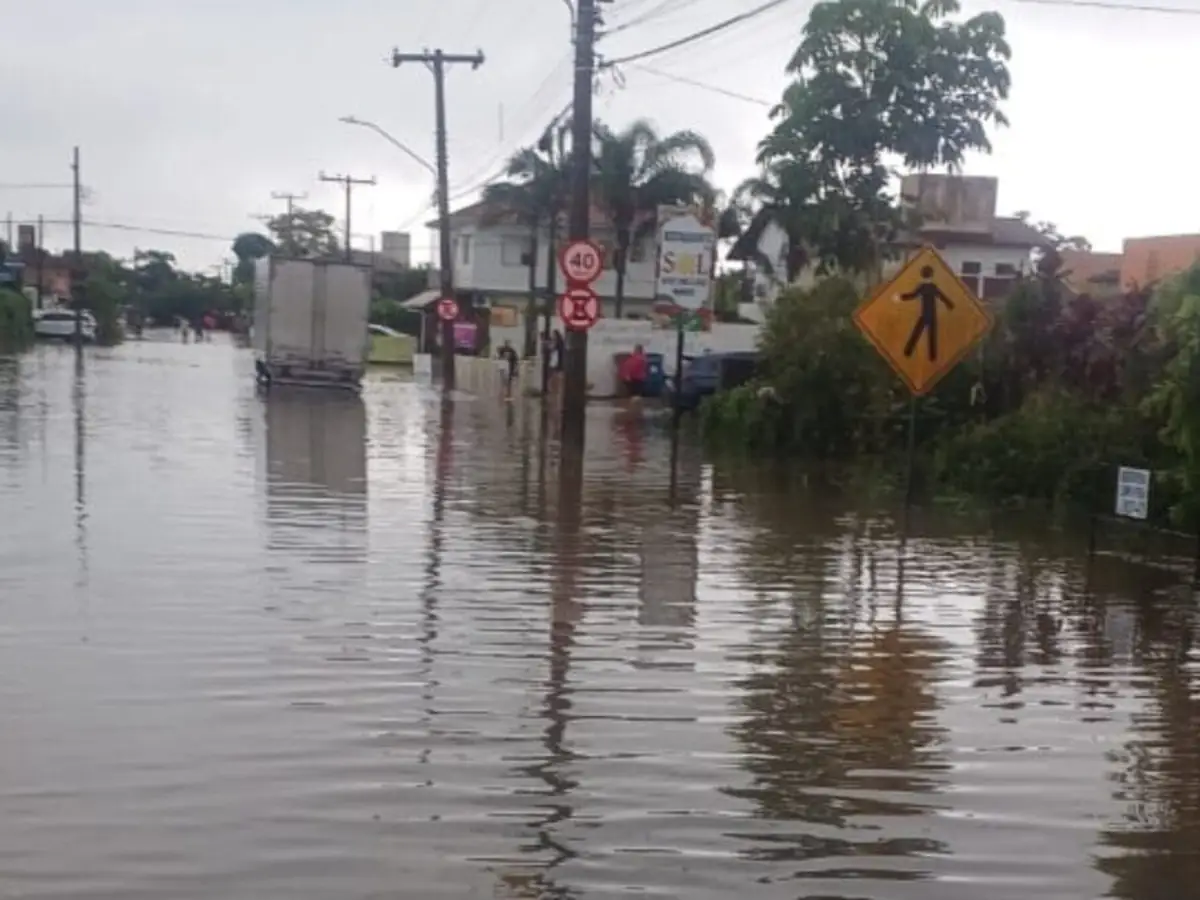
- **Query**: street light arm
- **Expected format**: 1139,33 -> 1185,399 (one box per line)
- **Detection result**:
339,116 -> 437,178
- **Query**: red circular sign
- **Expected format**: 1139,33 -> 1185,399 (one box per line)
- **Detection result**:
435,296 -> 459,322
558,239 -> 605,285
557,286 -> 600,331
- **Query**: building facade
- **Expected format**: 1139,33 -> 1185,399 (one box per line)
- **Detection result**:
428,202 -> 660,316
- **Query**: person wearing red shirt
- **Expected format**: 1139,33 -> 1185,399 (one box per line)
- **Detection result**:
619,343 -> 648,401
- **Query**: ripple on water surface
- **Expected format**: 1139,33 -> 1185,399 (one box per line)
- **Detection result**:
0,339 -> 1198,899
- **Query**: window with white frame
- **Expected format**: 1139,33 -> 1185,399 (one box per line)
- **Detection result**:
501,237 -> 531,267
460,235 -> 471,265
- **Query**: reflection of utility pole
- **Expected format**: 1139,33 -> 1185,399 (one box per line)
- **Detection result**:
560,0 -> 599,446
71,146 -> 84,348
390,47 -> 485,390
318,172 -> 376,262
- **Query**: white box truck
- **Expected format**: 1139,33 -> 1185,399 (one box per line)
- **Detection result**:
253,257 -> 372,389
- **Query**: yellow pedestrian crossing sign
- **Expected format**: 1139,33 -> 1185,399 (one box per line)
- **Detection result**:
853,246 -> 993,395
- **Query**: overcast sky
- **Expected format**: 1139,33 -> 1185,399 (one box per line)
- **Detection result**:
1,0 -> 1195,271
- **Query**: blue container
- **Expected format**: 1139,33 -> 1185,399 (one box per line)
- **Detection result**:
644,353 -> 665,398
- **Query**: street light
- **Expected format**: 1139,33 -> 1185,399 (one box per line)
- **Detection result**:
338,116 -> 436,177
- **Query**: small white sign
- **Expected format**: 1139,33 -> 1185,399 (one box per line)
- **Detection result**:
1115,466 -> 1150,520
656,212 -> 715,311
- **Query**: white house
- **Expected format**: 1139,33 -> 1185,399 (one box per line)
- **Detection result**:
727,174 -> 1046,317
426,202 -> 661,316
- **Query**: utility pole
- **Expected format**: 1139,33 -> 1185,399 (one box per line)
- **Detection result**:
318,172 -> 375,261
391,47 -> 485,391
72,146 -> 83,347
270,190 -> 307,218
36,214 -> 44,309
560,0 -> 600,445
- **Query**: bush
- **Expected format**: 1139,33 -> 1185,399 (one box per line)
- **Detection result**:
0,289 -> 33,351
934,388 -> 1153,509
704,277 -> 904,457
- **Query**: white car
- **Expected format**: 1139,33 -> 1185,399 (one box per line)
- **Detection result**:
33,308 -> 97,342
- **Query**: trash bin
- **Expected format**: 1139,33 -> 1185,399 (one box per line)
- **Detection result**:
644,353 -> 665,398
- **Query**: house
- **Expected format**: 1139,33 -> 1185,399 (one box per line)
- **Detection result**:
728,174 -> 1046,311
426,201 -> 660,317
1120,234 -> 1200,290
1060,249 -> 1122,297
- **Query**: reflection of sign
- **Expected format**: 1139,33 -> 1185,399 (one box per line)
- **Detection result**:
853,245 -> 993,395
436,296 -> 458,321
1115,466 -> 1150,520
559,239 -> 604,284
557,286 -> 599,331
656,212 -> 714,311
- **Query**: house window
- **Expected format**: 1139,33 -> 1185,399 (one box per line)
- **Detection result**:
994,262 -> 1017,277
960,261 -> 982,276
501,237 -> 530,267
460,235 -> 471,265
629,238 -> 647,263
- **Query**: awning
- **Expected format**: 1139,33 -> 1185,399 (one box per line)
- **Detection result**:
400,289 -> 441,310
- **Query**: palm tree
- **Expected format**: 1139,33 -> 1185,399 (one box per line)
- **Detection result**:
591,120 -> 716,318
481,126 -> 571,357
729,158 -> 819,284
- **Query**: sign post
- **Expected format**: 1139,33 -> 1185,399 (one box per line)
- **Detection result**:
853,245 -> 994,504
1115,466 -> 1150,520
656,210 -> 715,424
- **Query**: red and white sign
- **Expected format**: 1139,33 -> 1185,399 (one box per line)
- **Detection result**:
557,286 -> 600,331
559,239 -> 605,285
435,296 -> 459,322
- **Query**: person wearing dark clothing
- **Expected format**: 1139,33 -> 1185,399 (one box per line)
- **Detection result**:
497,340 -> 519,400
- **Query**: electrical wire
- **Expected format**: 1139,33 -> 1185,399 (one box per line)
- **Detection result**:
1011,0 -> 1200,12
601,0 -> 795,67
628,63 -> 773,106
604,0 -> 693,37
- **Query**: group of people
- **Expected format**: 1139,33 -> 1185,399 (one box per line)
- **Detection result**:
494,331 -> 650,405
177,314 -> 217,343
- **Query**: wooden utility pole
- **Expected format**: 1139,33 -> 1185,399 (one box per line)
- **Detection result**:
36,214 -> 44,309
270,190 -> 307,217
390,47 -> 485,391
560,0 -> 599,445
318,172 -> 375,261
71,146 -> 84,348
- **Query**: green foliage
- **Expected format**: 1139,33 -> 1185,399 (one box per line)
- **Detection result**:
747,0 -> 1011,278
0,288 -> 33,351
935,390 -> 1150,508
232,232 -> 274,284
266,207 -> 339,258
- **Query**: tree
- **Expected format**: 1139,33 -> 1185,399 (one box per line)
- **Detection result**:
231,232 -> 275,285
591,119 -> 716,317
266,207 -> 339,258
481,124 -> 572,355
757,0 -> 1011,276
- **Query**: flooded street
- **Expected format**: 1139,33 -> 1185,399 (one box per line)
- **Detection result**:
1,338 -> 1198,899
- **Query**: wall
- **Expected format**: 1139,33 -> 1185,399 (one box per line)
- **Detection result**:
531,319 -> 760,397
452,222 -> 659,302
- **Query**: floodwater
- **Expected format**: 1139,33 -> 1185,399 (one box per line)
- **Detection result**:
0,338 -> 1198,900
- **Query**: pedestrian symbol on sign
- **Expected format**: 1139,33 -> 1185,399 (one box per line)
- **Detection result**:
900,266 -> 955,362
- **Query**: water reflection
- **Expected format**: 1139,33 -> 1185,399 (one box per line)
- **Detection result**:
7,350 -> 1200,898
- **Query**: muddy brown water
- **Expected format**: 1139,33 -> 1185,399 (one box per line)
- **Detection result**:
0,339 -> 1197,899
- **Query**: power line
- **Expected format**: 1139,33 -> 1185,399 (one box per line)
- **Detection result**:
601,0 -> 795,67
629,63 -> 772,106
1011,0 -> 1200,12
604,0 -> 692,36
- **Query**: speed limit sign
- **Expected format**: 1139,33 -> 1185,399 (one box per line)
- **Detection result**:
559,239 -> 604,285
